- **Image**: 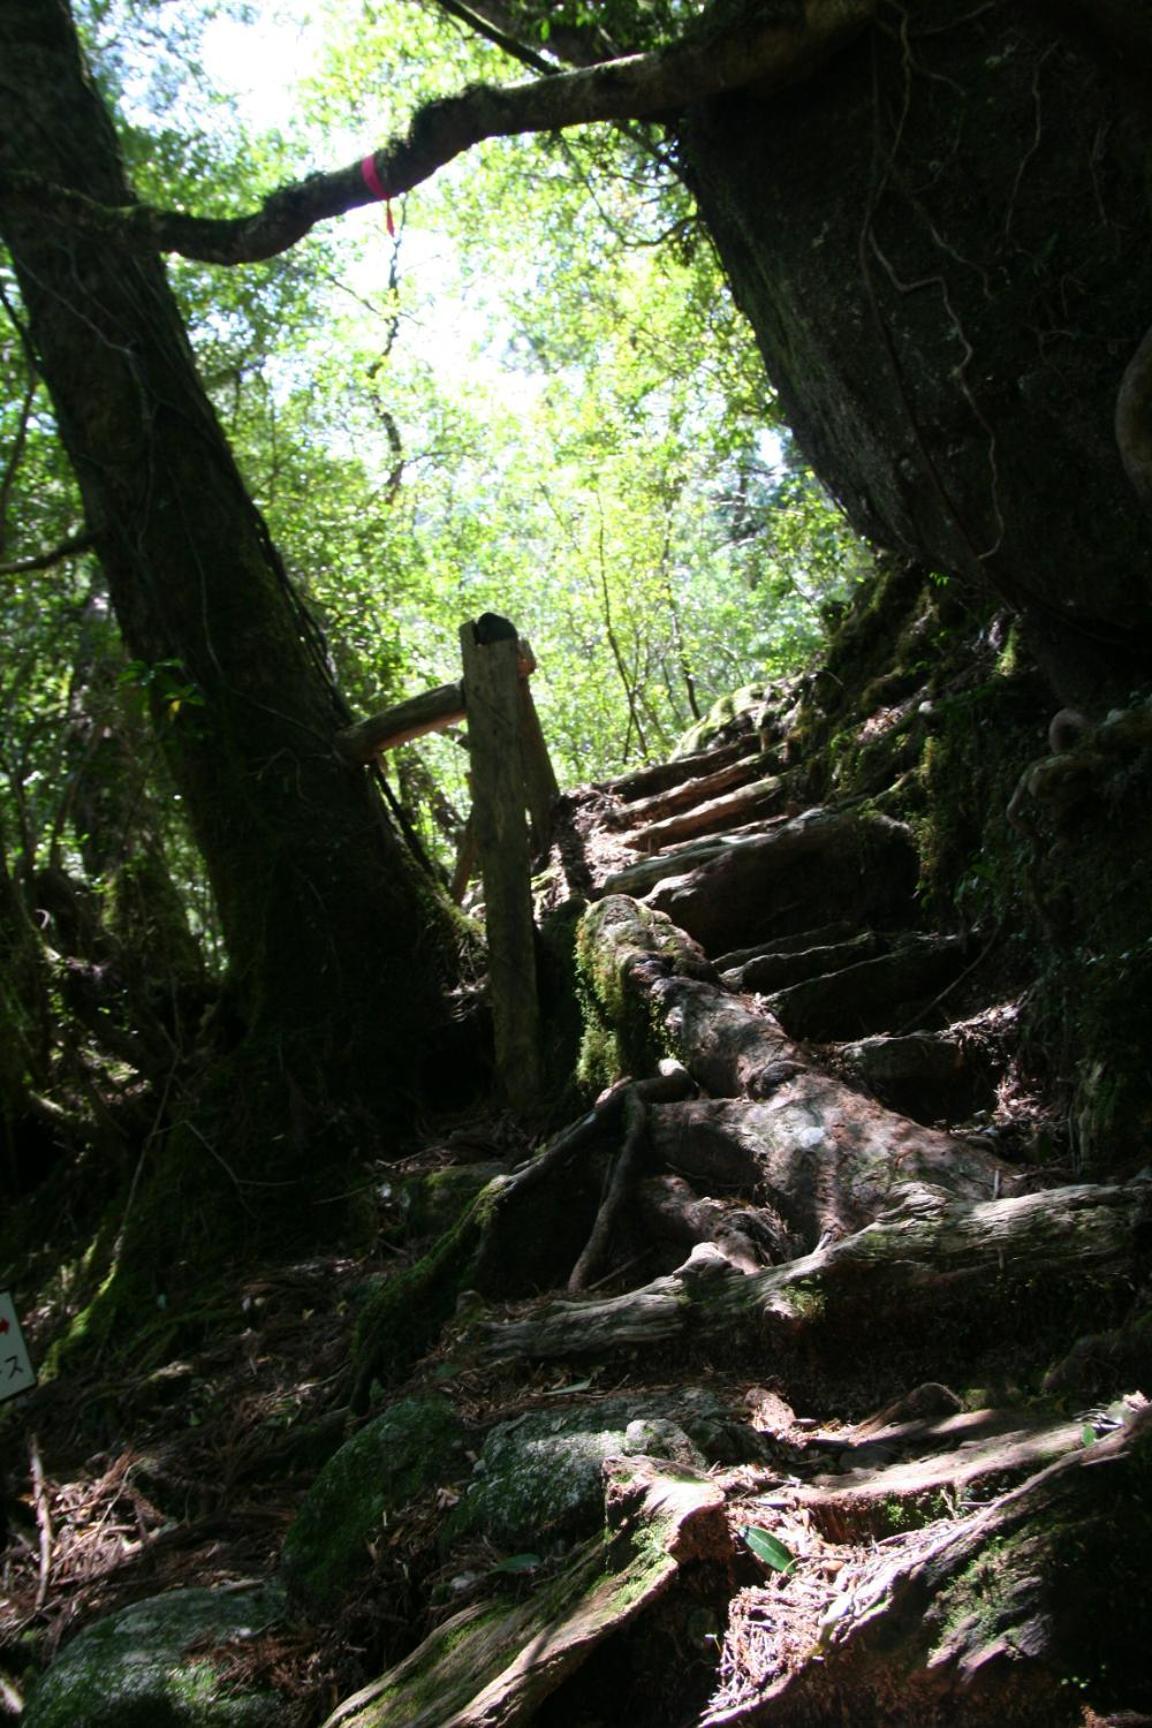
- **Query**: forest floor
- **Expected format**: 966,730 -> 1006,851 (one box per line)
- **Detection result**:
3,689 -> 1151,1728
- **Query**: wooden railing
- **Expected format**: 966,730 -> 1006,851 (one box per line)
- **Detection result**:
338,613 -> 557,1110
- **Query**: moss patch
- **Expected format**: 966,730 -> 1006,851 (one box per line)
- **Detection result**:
282,1397 -> 468,1612
21,1585 -> 286,1728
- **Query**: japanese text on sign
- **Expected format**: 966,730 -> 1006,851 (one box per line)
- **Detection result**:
0,1290 -> 36,1403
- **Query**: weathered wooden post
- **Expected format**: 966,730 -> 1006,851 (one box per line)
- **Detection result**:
459,616 -> 541,1109
336,613 -> 554,1108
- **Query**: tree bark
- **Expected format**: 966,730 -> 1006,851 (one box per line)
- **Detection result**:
675,1 -> 1152,692
336,683 -> 466,762
0,0 -> 461,1134
479,1181 -> 1151,1377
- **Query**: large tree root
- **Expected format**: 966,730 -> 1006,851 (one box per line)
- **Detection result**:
350,1064 -> 692,1406
354,895 -> 1025,1401
643,806 -> 919,953
320,1456 -> 731,1728
478,1180 -> 1152,1393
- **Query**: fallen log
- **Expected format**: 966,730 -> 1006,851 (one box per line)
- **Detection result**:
603,735 -> 762,802
479,1182 -> 1152,1387
336,681 -> 466,762
607,752 -> 774,831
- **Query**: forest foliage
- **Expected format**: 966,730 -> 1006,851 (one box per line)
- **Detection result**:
1,0 -> 867,918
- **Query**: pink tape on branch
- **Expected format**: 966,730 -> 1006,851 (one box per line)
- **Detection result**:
361,153 -> 396,238
360,153 -> 388,202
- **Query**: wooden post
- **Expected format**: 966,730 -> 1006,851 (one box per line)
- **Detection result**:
459,619 -> 541,1109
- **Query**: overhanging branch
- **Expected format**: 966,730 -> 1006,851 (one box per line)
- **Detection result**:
0,0 -> 873,266
0,530 -> 94,577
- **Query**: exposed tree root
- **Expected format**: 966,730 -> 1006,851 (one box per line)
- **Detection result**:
478,1182 -> 1151,1378
320,1457 -> 730,1728
705,1408 -> 1152,1727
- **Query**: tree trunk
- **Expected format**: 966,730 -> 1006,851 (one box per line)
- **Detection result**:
0,0 -> 461,1139
676,1 -> 1152,700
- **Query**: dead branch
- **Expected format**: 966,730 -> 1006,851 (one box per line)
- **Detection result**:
29,1433 -> 53,1615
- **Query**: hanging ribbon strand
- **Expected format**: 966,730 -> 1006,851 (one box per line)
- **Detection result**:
360,153 -> 396,236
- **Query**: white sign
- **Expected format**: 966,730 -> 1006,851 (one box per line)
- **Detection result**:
0,1290 -> 36,1403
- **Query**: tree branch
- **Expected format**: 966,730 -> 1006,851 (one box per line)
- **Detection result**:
0,530 -> 93,577
0,0 -> 874,267
433,0 -> 561,77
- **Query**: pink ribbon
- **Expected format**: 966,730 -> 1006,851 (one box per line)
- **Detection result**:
360,154 -> 395,235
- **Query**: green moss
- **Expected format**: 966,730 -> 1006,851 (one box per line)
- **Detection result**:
784,1281 -> 827,1322
672,685 -> 766,758
351,1180 -> 504,1406
21,1585 -> 285,1728
399,1164 -> 506,1241
574,898 -> 700,1086
931,1533 -> 1027,1653
282,1398 -> 468,1612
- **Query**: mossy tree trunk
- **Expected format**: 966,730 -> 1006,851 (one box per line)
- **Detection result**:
0,0 -> 462,1162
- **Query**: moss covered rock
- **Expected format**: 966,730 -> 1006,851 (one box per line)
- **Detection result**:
445,1391 -> 760,1550
21,1585 -> 285,1728
281,1397 -> 468,1611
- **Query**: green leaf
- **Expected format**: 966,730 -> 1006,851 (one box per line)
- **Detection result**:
1081,1424 -> 1097,1447
741,1526 -> 796,1574
490,1552 -> 543,1575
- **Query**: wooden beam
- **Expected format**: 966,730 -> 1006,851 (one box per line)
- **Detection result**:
459,621 -> 540,1109
619,772 -> 784,854
336,681 -> 465,763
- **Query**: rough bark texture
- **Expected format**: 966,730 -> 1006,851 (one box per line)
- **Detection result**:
677,3 -> 1152,698
642,807 -> 919,955
0,0 -> 460,1136
480,1181 -> 1152,1385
